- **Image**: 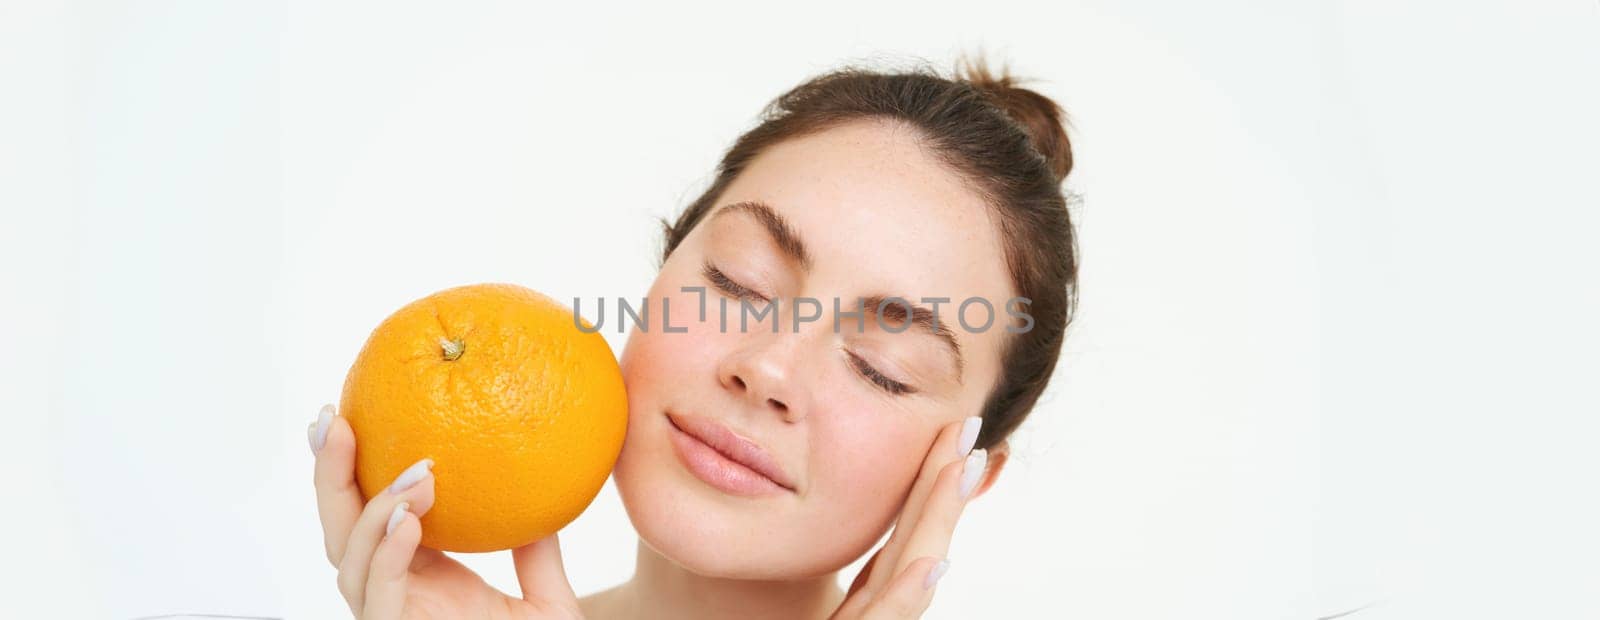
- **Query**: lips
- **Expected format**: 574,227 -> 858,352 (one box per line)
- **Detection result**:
665,410 -> 796,494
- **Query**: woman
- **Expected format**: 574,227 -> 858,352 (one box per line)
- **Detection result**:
309,53 -> 1079,619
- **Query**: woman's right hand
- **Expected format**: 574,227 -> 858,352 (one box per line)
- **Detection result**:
310,404 -> 584,619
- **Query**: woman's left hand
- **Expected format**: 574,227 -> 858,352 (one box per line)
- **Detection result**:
829,415 -> 990,619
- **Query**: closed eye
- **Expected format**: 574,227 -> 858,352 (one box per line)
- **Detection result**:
701,260 -> 768,302
847,349 -> 915,396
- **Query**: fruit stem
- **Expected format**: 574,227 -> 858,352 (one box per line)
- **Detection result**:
440,337 -> 465,361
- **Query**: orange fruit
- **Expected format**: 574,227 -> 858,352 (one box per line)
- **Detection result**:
339,283 -> 627,552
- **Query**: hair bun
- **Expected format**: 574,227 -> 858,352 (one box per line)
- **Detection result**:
954,54 -> 1074,183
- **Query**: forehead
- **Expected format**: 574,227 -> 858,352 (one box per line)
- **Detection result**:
714,120 -> 1015,306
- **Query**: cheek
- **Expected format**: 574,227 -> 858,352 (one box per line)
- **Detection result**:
618,290 -> 740,402
808,405 -> 931,518
614,278 -> 747,481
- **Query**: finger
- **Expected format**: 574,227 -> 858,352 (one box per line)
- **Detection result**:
337,458 -> 436,613
845,548 -> 881,597
888,449 -> 984,581
862,416 -> 980,596
512,532 -> 579,605
862,556 -> 948,620
828,548 -> 881,620
363,506 -> 422,620
313,406 -> 364,567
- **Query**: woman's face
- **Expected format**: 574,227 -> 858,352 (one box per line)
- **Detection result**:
613,119 -> 1016,579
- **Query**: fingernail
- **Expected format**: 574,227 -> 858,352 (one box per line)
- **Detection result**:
386,502 -> 409,537
923,558 -> 950,590
956,416 -> 982,457
387,458 -> 434,495
959,449 -> 987,500
309,404 -> 334,454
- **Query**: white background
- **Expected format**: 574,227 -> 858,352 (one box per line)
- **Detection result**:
3,1 -> 1597,618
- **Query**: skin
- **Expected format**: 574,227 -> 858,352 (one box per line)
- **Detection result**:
311,118 -> 1018,619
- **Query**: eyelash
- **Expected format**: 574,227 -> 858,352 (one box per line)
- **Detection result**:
848,350 -> 914,395
702,260 -> 915,396
702,261 -> 768,302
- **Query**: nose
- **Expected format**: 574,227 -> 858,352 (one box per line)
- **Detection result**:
718,337 -> 806,423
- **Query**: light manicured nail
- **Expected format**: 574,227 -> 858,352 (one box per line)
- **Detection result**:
386,458 -> 434,495
386,502 -> 409,537
310,403 -> 334,454
959,449 -> 987,500
956,416 -> 982,457
923,558 -> 950,590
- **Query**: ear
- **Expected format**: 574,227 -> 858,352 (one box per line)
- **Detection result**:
967,439 -> 1009,501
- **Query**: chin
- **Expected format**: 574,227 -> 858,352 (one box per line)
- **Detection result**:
613,444 -> 784,579
612,431 -> 863,581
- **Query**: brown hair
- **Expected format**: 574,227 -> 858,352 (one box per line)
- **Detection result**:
659,53 -> 1078,451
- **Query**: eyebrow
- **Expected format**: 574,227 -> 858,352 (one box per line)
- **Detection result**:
857,295 -> 967,384
709,200 -> 966,383
712,201 -> 814,271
